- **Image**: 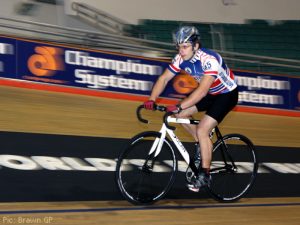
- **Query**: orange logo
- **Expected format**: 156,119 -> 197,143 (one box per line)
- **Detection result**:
27,46 -> 64,76
173,73 -> 198,94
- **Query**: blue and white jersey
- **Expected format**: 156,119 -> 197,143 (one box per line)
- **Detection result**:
168,48 -> 237,95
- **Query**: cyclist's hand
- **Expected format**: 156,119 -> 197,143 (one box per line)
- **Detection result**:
166,104 -> 182,113
144,100 -> 156,110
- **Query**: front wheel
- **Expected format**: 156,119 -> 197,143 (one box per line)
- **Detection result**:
208,134 -> 258,202
115,131 -> 177,205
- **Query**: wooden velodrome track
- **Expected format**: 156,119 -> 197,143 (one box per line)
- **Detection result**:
0,85 -> 299,225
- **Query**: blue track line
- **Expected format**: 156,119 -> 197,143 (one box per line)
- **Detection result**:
0,202 -> 300,215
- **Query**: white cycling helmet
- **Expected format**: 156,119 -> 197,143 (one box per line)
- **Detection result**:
174,26 -> 200,45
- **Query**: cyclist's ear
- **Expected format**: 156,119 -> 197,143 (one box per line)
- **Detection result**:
193,43 -> 199,51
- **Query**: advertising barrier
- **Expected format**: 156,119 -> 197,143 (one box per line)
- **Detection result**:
0,34 -> 300,116
234,70 -> 300,112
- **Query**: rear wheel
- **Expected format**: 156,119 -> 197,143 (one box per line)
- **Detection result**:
208,134 -> 258,202
115,131 -> 177,205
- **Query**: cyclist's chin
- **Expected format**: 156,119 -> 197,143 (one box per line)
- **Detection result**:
181,55 -> 188,60
181,54 -> 192,61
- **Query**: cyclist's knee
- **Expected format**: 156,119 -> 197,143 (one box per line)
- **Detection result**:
196,123 -> 212,139
196,126 -> 208,139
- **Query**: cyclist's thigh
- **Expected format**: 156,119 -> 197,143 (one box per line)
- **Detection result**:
205,88 -> 238,123
197,114 -> 218,134
194,94 -> 214,112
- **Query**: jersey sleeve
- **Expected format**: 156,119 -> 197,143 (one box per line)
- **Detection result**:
168,54 -> 181,75
202,58 -> 219,78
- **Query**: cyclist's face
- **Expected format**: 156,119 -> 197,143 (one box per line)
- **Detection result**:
177,43 -> 194,60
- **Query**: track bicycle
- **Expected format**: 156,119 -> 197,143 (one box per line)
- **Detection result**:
115,105 -> 258,205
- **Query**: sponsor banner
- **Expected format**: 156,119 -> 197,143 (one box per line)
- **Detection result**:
0,131 -> 299,201
14,39 -> 166,95
290,77 -> 300,110
234,70 -> 300,111
0,35 -> 300,113
0,37 -> 16,76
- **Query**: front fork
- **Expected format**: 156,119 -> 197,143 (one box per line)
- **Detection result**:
142,126 -> 167,171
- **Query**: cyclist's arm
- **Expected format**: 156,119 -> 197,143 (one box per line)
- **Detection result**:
180,75 -> 215,110
149,69 -> 175,101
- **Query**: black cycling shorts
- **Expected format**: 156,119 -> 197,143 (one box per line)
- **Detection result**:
195,87 -> 239,124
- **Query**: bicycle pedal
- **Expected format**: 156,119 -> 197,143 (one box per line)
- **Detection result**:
185,166 -> 195,183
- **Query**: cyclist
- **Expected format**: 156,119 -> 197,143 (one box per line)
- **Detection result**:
144,26 -> 238,192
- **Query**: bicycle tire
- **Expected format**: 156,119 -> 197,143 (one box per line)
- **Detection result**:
115,131 -> 177,205
208,134 -> 258,202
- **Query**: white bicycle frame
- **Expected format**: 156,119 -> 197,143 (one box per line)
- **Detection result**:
148,116 -> 195,165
